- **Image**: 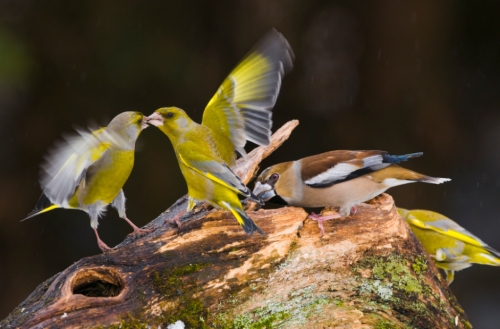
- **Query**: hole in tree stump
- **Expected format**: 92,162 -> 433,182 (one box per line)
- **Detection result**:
71,268 -> 124,298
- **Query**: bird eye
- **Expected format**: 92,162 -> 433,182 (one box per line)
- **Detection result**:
270,173 -> 279,181
166,112 -> 174,119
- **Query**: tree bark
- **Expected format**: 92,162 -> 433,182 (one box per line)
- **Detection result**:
1,121 -> 471,329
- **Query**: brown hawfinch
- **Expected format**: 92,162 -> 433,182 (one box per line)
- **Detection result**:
253,150 -> 450,236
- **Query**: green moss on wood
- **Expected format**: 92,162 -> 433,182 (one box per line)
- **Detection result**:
374,319 -> 400,329
212,285 -> 332,328
411,255 -> 428,275
353,252 -> 460,328
152,263 -> 209,328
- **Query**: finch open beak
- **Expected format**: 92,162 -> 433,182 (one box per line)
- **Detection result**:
146,112 -> 164,127
253,181 -> 276,202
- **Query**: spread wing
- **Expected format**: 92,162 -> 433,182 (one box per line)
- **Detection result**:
202,29 -> 294,165
302,150 -> 390,188
177,142 -> 253,198
40,127 -> 127,206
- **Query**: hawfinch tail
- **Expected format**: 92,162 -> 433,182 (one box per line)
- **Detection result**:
253,150 -> 450,235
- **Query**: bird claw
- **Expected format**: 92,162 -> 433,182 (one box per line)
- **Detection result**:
129,227 -> 154,236
98,240 -> 112,253
307,211 -> 342,237
165,211 -> 185,228
123,217 -> 153,237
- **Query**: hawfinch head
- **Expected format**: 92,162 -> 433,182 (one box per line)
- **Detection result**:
253,163 -> 292,204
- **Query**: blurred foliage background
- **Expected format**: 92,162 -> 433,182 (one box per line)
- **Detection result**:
1,1 -> 500,326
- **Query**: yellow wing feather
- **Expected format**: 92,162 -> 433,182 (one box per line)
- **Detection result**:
404,211 -> 487,248
202,29 -> 294,165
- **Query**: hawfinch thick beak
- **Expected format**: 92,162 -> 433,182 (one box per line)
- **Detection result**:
146,112 -> 164,127
253,181 -> 276,202
141,116 -> 149,129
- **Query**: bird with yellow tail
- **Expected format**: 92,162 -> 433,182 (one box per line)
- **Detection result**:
25,112 -> 151,252
398,208 -> 500,284
253,150 -> 450,236
147,29 -> 294,235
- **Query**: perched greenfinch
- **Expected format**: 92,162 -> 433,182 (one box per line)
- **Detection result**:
253,150 -> 450,236
398,208 -> 500,284
25,111 -> 151,252
147,29 -> 294,235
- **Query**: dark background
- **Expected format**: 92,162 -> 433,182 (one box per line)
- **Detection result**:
1,1 -> 500,327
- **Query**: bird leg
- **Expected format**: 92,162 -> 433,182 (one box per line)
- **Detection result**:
166,210 -> 187,228
350,206 -> 358,215
94,228 -> 112,252
308,212 -> 342,237
123,217 -> 153,236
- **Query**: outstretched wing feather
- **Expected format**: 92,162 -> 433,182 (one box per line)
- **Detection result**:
202,29 -> 294,164
40,127 -> 126,206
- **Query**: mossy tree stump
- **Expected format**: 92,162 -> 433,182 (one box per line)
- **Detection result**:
0,121 -> 470,329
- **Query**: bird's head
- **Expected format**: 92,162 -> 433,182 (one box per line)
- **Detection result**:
147,107 -> 193,140
107,111 -> 148,142
253,163 -> 292,205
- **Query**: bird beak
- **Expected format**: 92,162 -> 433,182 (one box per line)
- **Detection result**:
253,181 -> 276,201
146,112 -> 164,127
141,116 -> 149,129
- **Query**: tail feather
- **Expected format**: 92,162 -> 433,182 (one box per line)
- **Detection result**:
383,152 -> 423,164
418,176 -> 451,184
22,194 -> 58,221
222,201 -> 265,236
485,245 -> 500,260
372,166 -> 451,186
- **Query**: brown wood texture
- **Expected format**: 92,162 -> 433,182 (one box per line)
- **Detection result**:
0,120 -> 471,329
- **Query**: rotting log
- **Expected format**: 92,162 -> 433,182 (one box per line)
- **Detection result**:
0,120 -> 471,329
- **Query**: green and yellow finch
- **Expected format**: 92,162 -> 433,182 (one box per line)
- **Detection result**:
398,208 -> 500,284
25,111 -> 151,252
147,29 -> 294,235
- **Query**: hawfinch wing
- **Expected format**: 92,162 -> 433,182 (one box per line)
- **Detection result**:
301,150 -> 392,188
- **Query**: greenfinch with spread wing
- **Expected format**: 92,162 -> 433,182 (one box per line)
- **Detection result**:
147,29 -> 294,235
25,111 -> 151,252
398,208 -> 500,284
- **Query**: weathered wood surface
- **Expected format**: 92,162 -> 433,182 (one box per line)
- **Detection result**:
1,120 -> 470,329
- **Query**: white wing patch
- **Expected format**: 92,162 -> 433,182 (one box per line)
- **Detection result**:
40,127 -> 127,207
304,154 -> 387,186
304,162 -> 360,186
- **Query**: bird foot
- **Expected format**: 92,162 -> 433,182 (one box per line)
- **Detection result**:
194,203 -> 213,213
350,206 -> 358,215
123,217 -> 153,237
98,240 -> 112,253
165,210 -> 186,228
94,229 -> 112,252
129,227 -> 154,236
308,212 -> 342,237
